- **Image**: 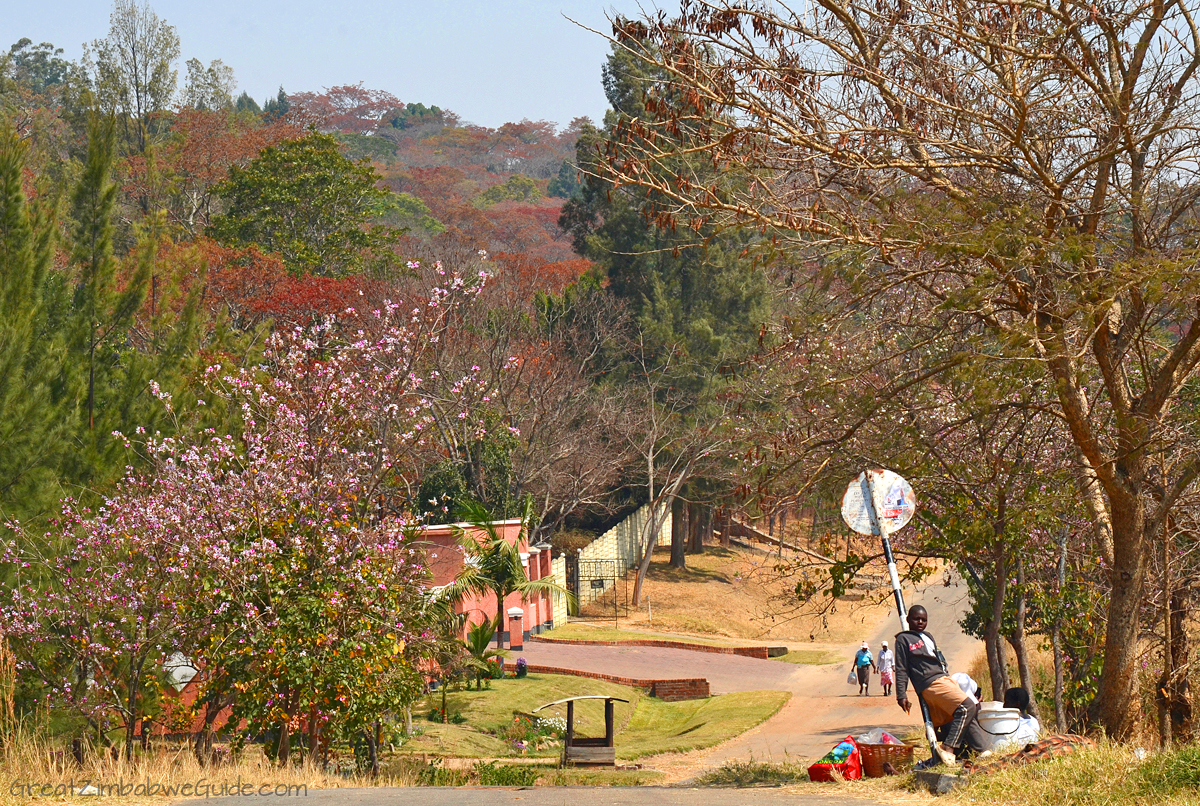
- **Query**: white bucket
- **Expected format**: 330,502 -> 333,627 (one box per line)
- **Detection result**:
976,707 -> 1021,751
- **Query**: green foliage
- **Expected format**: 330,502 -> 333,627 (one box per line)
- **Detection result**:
0,128 -> 71,524
694,759 -> 808,786
210,132 -> 402,276
335,132 -> 397,162
262,86 -> 289,119
234,91 -> 260,114
560,43 -> 768,384
83,0 -> 181,153
5,39 -> 71,96
63,116 -> 205,496
476,174 -> 540,206
464,619 -> 504,690
389,102 -> 446,130
474,761 -> 541,786
547,159 -> 580,198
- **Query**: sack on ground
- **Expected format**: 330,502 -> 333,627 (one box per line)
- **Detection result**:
808,736 -> 863,782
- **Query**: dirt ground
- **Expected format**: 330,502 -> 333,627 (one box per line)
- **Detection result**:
578,545 -> 910,646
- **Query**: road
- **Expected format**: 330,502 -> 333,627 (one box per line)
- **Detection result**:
179,786 -> 885,806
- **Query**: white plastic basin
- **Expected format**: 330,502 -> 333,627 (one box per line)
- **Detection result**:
976,707 -> 1022,750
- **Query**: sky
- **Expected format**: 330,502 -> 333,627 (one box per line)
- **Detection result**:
2,0 -> 636,130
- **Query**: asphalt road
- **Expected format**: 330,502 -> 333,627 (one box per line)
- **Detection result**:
177,786 -> 883,806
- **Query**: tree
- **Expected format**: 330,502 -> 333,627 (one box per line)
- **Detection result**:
83,0 -> 180,154
65,115 -> 150,483
0,128 -> 71,524
447,501 -> 570,649
599,0 -> 1200,739
5,39 -> 70,96
209,132 -> 402,276
181,58 -> 235,111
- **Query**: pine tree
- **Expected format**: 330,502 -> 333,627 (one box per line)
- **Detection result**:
63,115 -> 151,491
0,127 -> 73,523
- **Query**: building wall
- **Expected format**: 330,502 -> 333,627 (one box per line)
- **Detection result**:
572,503 -> 672,606
415,519 -> 552,639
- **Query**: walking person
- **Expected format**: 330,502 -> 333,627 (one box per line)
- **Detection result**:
895,605 -> 985,766
878,640 -> 895,697
852,641 -> 876,696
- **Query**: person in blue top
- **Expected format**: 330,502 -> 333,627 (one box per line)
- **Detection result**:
852,641 -> 877,695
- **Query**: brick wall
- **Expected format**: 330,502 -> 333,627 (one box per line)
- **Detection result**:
522,664 -> 710,701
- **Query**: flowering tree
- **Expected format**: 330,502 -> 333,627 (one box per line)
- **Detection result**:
2,263 -> 492,764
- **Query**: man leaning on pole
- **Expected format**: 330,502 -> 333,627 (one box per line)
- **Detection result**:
894,605 -> 987,766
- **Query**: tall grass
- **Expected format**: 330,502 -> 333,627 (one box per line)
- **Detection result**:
945,742 -> 1200,806
0,712 -> 426,804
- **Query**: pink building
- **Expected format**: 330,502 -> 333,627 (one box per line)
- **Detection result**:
416,518 -> 555,644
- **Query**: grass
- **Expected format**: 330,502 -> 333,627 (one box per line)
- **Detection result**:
694,759 -> 809,786
773,649 -> 838,665
408,674 -> 641,758
405,676 -> 788,761
618,690 -> 791,758
938,742 -> 1200,806
0,724 -> 390,806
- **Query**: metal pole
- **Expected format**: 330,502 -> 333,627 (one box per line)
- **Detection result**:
863,470 -> 939,756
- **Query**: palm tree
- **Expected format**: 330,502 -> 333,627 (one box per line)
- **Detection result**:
445,499 -> 573,649
464,619 -> 504,690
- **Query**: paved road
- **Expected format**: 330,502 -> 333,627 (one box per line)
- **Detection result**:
180,786 -> 884,806
519,576 -> 979,766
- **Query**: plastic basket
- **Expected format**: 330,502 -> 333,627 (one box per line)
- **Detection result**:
857,742 -> 914,778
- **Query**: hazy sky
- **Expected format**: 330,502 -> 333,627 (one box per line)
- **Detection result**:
2,0 -> 634,129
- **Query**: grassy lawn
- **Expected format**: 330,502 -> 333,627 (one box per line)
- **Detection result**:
402,674 -> 789,761
774,649 -> 838,665
618,690 -> 791,758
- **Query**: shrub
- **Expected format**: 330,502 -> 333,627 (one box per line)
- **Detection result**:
475,761 -> 541,786
515,657 -> 528,678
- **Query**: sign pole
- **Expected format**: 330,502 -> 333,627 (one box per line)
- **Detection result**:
862,470 -> 939,757
862,472 -> 907,630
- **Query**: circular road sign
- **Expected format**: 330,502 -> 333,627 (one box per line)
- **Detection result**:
840,469 -> 917,536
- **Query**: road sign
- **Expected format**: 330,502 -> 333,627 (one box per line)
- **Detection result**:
840,469 -> 916,535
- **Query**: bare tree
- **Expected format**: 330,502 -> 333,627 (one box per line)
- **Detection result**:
595,0 -> 1200,738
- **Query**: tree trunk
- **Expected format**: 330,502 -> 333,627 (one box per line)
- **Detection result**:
496,592 -> 506,649
700,505 -> 713,547
1158,524 -> 1173,749
778,508 -> 788,546
124,665 -> 141,761
1168,587 -> 1193,741
670,496 -> 686,569
687,502 -> 702,553
1011,559 -> 1038,717
1052,527 -> 1069,733
985,545 -> 1008,701
1051,624 -> 1067,732
1087,498 -> 1148,738
277,721 -> 290,766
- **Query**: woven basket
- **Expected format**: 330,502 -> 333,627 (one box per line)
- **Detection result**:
858,742 -> 914,777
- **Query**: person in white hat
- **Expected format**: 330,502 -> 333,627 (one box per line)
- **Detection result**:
852,640 -> 877,695
878,640 -> 895,696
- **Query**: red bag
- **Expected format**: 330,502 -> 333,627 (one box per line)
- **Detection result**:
807,735 -> 863,782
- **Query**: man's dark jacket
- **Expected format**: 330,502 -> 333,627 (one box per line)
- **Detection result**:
893,629 -> 948,703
